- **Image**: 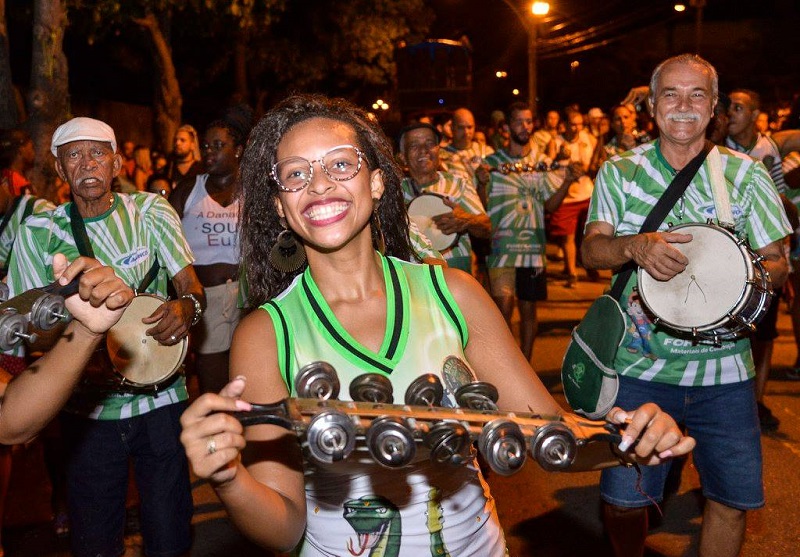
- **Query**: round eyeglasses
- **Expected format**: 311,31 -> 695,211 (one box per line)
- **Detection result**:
271,145 -> 364,192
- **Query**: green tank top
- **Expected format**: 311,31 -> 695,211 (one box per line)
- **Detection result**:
260,254 -> 508,557
261,254 -> 473,406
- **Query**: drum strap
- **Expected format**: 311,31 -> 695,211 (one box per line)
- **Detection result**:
708,147 -> 734,228
609,140 -> 713,300
68,200 -> 160,293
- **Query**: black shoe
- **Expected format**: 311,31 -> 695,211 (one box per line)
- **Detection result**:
757,402 -> 779,432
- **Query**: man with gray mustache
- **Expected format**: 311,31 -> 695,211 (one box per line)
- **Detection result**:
581,54 -> 791,557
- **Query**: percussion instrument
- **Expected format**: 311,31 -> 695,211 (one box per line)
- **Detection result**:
105,294 -> 187,393
228,361 -> 628,475
407,193 -> 458,252
490,161 -> 561,174
637,223 -> 772,343
0,277 -> 78,351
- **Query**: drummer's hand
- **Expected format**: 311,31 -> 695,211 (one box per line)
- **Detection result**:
433,199 -> 469,234
142,297 -> 193,345
53,254 -> 134,335
180,376 -> 252,486
606,404 -> 695,466
628,231 -> 692,281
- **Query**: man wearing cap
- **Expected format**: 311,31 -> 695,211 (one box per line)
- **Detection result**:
6,117 -> 205,557
399,122 -> 490,274
586,107 -> 606,139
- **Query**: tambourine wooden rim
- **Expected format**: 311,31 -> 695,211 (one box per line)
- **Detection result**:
105,294 -> 187,390
407,193 -> 458,251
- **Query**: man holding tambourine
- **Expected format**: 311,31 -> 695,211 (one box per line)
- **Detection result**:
398,122 -> 491,274
582,55 -> 791,557
5,117 -> 205,557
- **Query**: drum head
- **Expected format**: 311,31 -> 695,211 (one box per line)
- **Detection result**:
106,295 -> 187,386
407,194 -> 458,251
638,224 -> 751,330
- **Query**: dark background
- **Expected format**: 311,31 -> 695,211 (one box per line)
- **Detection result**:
6,0 -> 800,132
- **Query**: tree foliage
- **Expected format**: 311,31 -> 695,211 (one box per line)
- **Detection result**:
250,0 -> 431,101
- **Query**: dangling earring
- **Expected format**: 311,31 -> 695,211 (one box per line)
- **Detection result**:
372,203 -> 386,255
269,225 -> 306,272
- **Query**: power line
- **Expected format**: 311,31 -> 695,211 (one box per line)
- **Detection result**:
538,4 -> 682,58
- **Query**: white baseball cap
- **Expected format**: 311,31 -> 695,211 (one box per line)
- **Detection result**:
50,117 -> 117,156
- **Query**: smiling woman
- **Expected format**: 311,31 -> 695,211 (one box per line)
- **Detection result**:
178,93 -> 694,557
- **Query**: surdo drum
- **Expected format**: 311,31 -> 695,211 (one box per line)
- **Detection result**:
637,223 -> 773,343
105,294 -> 188,392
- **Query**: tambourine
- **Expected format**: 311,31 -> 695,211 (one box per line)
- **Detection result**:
490,161 -> 561,174
227,361 -> 629,475
105,294 -> 187,393
407,193 -> 458,252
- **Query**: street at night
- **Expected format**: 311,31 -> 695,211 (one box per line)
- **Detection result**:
3,1 -> 800,556
3,264 -> 800,556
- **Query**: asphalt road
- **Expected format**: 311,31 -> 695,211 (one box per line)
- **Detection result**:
4,266 -> 800,556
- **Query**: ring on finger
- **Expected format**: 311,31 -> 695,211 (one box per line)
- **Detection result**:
170,334 -> 177,342
207,437 -> 217,455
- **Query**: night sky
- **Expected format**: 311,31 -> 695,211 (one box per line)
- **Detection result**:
5,0 -> 800,127
427,0 -> 800,118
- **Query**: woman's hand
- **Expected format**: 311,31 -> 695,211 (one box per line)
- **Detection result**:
606,404 -> 696,465
180,376 -> 253,486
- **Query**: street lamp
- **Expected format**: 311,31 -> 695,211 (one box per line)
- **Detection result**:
500,1 -> 550,116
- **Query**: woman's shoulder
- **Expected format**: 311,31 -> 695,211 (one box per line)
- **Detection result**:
439,266 -> 483,298
233,307 -> 279,354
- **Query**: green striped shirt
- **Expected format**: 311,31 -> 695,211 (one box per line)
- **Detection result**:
7,192 -> 195,420
401,171 -> 487,273
588,141 -> 792,386
485,148 -> 564,268
0,195 -> 55,268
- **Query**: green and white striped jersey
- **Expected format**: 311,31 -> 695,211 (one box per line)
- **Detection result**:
484,148 -> 563,268
7,192 -> 196,420
588,141 -> 792,386
0,195 -> 55,269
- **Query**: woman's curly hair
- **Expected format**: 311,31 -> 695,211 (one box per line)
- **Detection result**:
239,93 -> 415,307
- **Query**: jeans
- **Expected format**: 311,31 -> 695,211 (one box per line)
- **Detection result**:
600,375 -> 764,510
61,402 -> 193,557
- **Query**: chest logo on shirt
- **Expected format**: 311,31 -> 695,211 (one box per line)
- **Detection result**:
698,202 -> 743,222
116,247 -> 150,269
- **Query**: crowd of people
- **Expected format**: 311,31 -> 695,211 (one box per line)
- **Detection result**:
0,52 -> 798,557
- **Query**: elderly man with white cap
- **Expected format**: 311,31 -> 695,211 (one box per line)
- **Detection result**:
5,116 -> 205,557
